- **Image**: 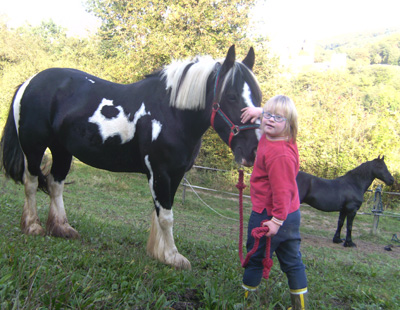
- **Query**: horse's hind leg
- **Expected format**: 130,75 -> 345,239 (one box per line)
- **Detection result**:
343,210 -> 357,247
21,164 -> 45,236
46,146 -> 79,239
333,210 -> 346,244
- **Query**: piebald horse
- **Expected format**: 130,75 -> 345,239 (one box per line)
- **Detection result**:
1,45 -> 262,269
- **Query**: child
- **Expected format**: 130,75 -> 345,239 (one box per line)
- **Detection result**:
240,95 -> 308,310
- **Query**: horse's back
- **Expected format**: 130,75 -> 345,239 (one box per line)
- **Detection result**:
14,68 -> 150,172
297,171 -> 344,211
13,68 -> 201,174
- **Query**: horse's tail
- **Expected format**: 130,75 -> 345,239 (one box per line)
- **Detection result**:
1,98 -> 25,184
0,86 -> 48,193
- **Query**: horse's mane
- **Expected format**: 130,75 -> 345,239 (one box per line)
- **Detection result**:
162,56 -> 216,110
162,56 -> 261,110
343,160 -> 372,179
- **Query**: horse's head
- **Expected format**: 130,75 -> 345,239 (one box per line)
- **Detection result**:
211,45 -> 262,167
373,155 -> 394,185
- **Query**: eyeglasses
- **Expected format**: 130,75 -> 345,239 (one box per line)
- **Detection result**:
262,112 -> 286,123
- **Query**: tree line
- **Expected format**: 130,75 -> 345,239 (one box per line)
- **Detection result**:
0,0 -> 399,203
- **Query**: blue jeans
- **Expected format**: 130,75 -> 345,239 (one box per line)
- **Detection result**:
242,209 -> 307,290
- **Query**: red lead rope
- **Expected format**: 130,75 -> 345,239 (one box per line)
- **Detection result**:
236,169 -> 274,279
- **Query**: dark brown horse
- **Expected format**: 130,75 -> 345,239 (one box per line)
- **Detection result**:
297,156 -> 394,247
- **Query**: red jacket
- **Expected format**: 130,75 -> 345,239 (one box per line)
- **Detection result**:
250,135 -> 300,221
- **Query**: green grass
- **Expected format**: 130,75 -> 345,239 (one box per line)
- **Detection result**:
1,161 -> 399,309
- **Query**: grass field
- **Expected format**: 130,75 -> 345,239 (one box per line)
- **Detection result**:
0,160 -> 399,309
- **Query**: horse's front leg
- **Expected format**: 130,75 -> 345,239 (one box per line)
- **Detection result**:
332,209 -> 346,244
145,157 -> 191,270
46,174 -> 79,239
343,210 -> 357,247
21,169 -> 45,236
147,208 -> 191,270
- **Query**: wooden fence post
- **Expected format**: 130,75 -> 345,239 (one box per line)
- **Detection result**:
371,185 -> 383,235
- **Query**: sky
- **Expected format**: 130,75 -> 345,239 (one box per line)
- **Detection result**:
0,0 -> 100,37
251,0 -> 400,45
1,0 -> 400,42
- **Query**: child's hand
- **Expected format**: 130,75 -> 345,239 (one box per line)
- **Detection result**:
262,220 -> 280,237
241,107 -> 262,124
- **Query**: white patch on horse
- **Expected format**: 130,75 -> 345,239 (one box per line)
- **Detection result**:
88,99 -> 150,144
242,83 -> 255,107
151,120 -> 162,141
13,75 -> 36,134
144,155 -> 162,209
85,77 -> 95,84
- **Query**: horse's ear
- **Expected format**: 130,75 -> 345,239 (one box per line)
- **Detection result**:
378,155 -> 381,160
382,155 -> 385,161
220,45 -> 236,75
242,47 -> 255,70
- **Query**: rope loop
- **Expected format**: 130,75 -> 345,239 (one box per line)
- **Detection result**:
251,226 -> 270,239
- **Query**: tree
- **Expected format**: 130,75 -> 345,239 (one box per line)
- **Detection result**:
369,34 -> 400,65
85,0 -> 259,82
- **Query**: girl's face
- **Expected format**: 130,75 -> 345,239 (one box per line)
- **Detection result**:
261,111 -> 287,139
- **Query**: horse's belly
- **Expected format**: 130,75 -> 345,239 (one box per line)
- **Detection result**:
68,138 -> 144,173
304,192 -> 342,212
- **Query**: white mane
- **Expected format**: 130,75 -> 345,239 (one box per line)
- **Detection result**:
162,56 -> 219,110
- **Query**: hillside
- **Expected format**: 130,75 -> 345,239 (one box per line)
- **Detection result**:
317,27 -> 400,50
314,27 -> 400,65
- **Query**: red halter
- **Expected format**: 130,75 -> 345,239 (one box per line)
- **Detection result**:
210,71 -> 260,148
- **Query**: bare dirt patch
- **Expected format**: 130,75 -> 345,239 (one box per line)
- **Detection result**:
301,232 -> 400,259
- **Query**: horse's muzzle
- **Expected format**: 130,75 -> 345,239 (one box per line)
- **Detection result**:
386,176 -> 395,186
241,158 -> 253,167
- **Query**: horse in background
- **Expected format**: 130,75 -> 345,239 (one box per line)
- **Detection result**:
0,45 -> 262,270
297,156 -> 394,247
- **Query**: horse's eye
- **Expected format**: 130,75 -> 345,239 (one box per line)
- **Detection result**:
227,94 -> 237,101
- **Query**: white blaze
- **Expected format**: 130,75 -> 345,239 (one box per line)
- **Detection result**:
242,83 -> 255,107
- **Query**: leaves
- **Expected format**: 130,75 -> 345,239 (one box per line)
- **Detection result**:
86,0 -> 258,82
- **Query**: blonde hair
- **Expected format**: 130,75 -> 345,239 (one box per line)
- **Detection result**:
263,95 -> 298,142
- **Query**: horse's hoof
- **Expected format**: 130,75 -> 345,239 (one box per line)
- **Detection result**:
22,223 -> 45,236
47,224 -> 80,239
343,241 -> 356,247
332,237 -> 344,244
167,253 -> 192,270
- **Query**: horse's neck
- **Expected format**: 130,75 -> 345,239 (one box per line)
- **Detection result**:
181,79 -> 216,138
347,163 -> 374,192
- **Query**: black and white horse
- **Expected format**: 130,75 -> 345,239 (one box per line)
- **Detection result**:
1,45 -> 262,269
297,156 -> 394,247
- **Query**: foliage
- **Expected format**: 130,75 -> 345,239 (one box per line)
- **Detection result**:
0,20 -> 107,125
286,68 -> 400,178
85,0 -> 259,83
318,30 -> 400,66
